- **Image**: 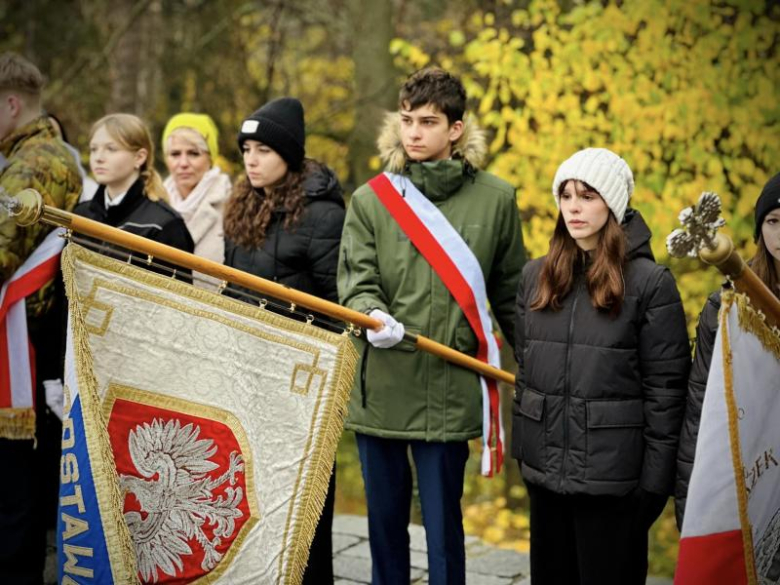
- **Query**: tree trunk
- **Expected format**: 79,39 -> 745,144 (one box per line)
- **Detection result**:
347,0 -> 398,192
108,0 -> 142,113
107,0 -> 162,117
136,0 -> 164,117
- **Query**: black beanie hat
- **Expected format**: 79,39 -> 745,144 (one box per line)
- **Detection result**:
237,97 -> 305,170
755,172 -> 780,241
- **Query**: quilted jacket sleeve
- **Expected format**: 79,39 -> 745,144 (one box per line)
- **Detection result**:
637,266 -> 691,496
307,202 -> 345,303
487,190 -> 526,351
510,265 -> 529,460
674,291 -> 721,529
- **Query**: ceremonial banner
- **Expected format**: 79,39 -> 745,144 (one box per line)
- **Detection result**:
676,290 -> 780,585
57,244 -> 356,584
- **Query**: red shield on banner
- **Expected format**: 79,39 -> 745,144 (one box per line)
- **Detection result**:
105,385 -> 258,584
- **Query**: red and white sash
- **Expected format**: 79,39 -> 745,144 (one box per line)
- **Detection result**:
369,172 -> 504,476
0,228 -> 65,438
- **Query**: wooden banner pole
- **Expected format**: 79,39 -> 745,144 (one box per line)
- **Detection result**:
6,188 -> 516,385
699,233 -> 780,330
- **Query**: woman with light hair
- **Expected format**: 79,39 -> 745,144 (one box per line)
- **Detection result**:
162,113 -> 231,288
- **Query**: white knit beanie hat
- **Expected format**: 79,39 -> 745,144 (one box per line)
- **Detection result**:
552,148 -> 635,224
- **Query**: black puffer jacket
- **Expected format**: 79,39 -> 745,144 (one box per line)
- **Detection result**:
512,210 -> 690,497
73,179 -> 194,276
224,162 -> 345,304
674,289 -> 722,528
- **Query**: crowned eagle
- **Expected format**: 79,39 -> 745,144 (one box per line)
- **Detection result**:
120,418 -> 245,582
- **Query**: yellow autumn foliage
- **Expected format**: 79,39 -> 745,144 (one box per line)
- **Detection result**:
392,0 -> 779,336
386,2 -> 779,577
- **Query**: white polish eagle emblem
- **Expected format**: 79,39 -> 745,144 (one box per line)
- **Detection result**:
119,418 -> 245,582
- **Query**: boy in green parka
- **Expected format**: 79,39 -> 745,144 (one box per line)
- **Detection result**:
337,67 -> 525,585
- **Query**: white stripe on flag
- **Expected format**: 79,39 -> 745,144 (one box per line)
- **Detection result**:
7,300 -> 32,408
63,312 -> 79,405
0,229 -> 66,308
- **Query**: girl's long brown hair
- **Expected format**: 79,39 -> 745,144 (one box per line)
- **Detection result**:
224,158 -> 316,248
531,202 -> 627,316
751,233 -> 780,297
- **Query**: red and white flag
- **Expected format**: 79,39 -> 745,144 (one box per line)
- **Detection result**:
676,291 -> 780,585
369,172 -> 504,476
0,227 -> 65,439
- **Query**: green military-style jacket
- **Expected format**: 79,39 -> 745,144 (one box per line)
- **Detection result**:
337,115 -> 526,441
0,116 -> 81,317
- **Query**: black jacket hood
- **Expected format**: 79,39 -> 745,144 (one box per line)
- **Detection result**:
303,162 -> 344,207
623,208 -> 655,262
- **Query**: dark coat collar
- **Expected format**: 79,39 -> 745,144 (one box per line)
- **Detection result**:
89,178 -> 147,224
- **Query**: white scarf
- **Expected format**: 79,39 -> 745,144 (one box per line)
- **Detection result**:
164,166 -> 231,223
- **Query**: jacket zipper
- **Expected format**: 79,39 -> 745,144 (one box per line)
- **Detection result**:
559,282 -> 580,490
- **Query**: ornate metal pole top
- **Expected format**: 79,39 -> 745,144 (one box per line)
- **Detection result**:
666,191 -> 726,258
0,187 -> 46,226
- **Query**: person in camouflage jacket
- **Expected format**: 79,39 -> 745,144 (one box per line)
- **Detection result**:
1,115 -> 81,313
0,52 -> 81,585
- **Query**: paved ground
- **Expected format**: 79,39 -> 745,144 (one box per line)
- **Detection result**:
331,514 -> 673,585
47,514 -> 674,584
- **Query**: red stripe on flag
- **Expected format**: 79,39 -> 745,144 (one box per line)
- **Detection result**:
369,173 -> 501,474
489,378 -> 503,470
0,319 -> 10,407
675,530 -> 748,585
0,255 -> 61,321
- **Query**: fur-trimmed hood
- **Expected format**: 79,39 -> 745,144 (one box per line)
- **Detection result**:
376,112 -> 488,173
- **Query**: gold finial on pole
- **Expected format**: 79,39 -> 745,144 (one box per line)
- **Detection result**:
0,188 -> 44,226
0,187 -> 72,227
668,191 -> 780,329
666,191 -> 746,279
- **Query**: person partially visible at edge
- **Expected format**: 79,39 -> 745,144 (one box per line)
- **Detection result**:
47,112 -> 99,202
512,147 -> 690,585
337,68 -> 526,585
675,171 -> 780,530
161,113 -> 231,289
74,113 -> 194,276
0,51 -> 81,585
224,96 -> 345,584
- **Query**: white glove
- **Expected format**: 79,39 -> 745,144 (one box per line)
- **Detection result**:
44,378 -> 64,420
367,309 -> 405,349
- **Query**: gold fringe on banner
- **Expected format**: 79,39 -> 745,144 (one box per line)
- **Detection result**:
283,335 -> 357,585
720,289 -> 759,585
0,408 -> 36,441
730,290 -> 780,361
61,245 -> 141,584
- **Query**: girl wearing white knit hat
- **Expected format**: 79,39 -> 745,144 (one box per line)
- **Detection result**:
511,148 -> 690,584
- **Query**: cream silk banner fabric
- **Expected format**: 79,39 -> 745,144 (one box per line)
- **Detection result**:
676,290 -> 780,585
58,244 -> 357,585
